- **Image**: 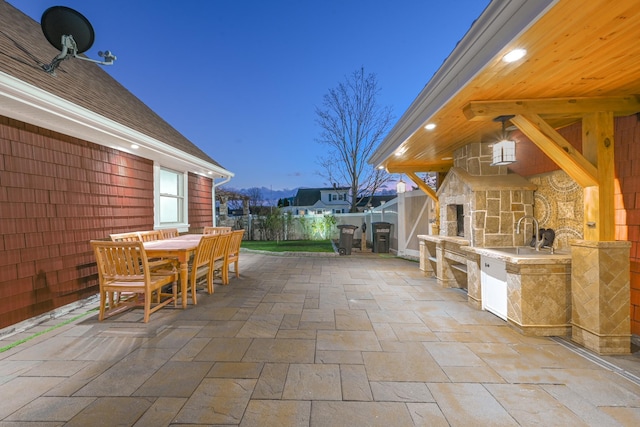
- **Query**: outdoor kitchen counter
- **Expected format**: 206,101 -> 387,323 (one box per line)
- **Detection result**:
462,246 -> 571,265
461,245 -> 573,337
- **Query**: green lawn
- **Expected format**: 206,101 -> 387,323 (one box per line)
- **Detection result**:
241,240 -> 335,253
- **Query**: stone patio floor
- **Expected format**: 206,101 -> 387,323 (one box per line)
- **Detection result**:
0,251 -> 639,426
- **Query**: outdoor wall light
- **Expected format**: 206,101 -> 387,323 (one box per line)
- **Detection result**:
396,176 -> 406,194
491,115 -> 516,166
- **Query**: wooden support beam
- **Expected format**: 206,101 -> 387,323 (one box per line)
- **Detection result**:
406,171 -> 439,227
582,112 -> 615,241
406,172 -> 437,202
385,161 -> 453,174
463,96 -> 640,121
510,114 -> 598,188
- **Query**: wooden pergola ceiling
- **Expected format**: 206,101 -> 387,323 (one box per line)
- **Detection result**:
380,0 -> 640,175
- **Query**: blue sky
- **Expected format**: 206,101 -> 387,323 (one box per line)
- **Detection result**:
10,0 -> 489,190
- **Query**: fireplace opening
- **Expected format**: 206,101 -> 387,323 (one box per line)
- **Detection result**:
456,204 -> 464,237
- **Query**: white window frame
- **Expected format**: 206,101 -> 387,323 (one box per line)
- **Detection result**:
154,164 -> 189,231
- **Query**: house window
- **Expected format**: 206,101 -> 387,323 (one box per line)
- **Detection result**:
332,194 -> 337,201
338,194 -> 344,201
158,167 -> 186,225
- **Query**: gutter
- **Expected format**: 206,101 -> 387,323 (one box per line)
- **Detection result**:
213,175 -> 232,188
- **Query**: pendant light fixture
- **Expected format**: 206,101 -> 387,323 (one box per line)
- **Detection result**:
491,115 -> 516,166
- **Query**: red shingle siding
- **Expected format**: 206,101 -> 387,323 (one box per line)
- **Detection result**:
511,115 -> 640,335
0,116 -> 155,328
188,173 -> 213,230
618,115 -> 640,335
508,124 -> 583,177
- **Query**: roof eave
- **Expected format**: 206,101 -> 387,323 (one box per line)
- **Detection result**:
0,71 -> 233,179
369,0 -> 558,168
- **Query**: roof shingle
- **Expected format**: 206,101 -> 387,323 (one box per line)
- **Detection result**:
0,1 -> 222,168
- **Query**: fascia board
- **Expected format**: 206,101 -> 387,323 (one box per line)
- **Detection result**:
0,71 -> 233,179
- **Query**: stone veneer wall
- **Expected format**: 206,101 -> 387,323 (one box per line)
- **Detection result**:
528,170 -> 584,251
454,142 -> 509,176
439,142 -> 535,247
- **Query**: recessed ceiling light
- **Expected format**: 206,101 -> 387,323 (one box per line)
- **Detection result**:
441,156 -> 453,161
131,144 -> 139,149
377,165 -> 385,170
424,123 -> 436,130
502,48 -> 526,63
395,147 -> 407,157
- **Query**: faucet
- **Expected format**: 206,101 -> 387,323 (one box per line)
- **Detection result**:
516,215 -> 543,251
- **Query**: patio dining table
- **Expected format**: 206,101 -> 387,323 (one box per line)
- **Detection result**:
143,234 -> 203,309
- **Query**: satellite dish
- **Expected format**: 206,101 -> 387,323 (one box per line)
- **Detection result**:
40,6 -> 116,75
41,6 -> 95,54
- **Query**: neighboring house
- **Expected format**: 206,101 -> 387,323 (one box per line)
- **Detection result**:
0,3 -> 233,328
282,188 -> 395,215
356,195 -> 396,211
283,187 -> 350,215
369,0 -> 640,349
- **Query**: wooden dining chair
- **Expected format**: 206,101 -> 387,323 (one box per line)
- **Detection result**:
186,234 -> 219,303
160,228 -> 179,239
91,240 -> 178,322
110,232 -> 140,242
111,231 -> 175,272
210,232 -> 232,291
203,226 -> 232,235
138,230 -> 163,241
225,229 -> 245,282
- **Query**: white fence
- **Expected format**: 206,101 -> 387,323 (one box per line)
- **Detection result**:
228,190 -> 435,258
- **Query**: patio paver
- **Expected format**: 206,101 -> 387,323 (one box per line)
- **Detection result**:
0,251 -> 638,426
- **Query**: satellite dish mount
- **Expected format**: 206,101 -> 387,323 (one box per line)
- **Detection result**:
40,6 -> 116,75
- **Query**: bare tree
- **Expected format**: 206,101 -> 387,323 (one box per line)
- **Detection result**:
315,68 -> 394,212
246,187 -> 263,213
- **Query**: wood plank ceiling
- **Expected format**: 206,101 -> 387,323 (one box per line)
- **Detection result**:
379,0 -> 640,175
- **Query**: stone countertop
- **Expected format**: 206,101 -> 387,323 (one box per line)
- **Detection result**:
461,246 -> 572,265
417,235 -> 470,245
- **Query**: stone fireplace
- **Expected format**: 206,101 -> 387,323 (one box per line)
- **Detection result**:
437,142 -> 537,247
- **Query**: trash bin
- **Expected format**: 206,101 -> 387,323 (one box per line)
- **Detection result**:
337,224 -> 358,255
372,222 -> 392,253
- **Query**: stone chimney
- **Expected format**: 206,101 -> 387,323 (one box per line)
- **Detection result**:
437,142 -> 537,247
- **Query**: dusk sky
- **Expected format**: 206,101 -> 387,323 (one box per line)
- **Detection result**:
10,0 -> 489,191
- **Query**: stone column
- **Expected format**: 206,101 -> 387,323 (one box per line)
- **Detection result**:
570,240 -> 631,354
466,251 -> 481,309
419,239 -> 434,277
219,196 -> 228,221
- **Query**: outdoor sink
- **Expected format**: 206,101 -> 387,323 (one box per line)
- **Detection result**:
484,246 -> 568,256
